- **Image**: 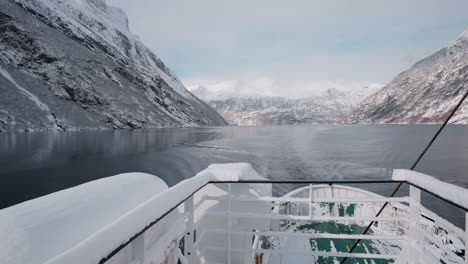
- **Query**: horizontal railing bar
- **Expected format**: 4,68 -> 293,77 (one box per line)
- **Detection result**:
204,196 -> 410,203
415,203 -> 466,239
204,196 -> 308,203
407,182 -> 468,212
415,225 -> 465,263
205,212 -> 408,222
315,197 -> 409,203
209,180 -> 403,184
209,180 -> 468,212
205,246 -> 398,259
205,229 -> 408,240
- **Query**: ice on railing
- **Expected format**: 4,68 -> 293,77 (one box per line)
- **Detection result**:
0,173 -> 168,264
0,163 -> 266,264
393,169 -> 468,210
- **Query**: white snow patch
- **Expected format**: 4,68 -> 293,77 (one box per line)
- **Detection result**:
392,169 -> 468,209
0,67 -> 58,129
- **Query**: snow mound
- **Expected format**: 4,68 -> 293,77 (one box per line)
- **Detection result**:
392,169 -> 468,209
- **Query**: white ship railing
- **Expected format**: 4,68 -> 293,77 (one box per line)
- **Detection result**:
31,164 -> 465,264
94,172 -> 467,264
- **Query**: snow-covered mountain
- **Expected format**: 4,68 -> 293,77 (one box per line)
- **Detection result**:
0,0 -> 227,131
193,86 -> 381,125
344,29 -> 468,124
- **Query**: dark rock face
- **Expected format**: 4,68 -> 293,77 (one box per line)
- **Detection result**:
0,0 -> 227,131
343,29 -> 468,124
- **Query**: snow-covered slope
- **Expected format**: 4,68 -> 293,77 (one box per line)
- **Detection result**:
0,0 -> 227,131
343,29 -> 468,124
193,87 -> 380,125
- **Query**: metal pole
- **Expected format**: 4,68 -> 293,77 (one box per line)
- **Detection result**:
227,183 -> 232,264
184,195 -> 195,263
309,184 -> 313,220
408,185 -> 421,262
465,212 -> 468,264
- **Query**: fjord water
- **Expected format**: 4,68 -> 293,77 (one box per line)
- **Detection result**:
1,125 -> 467,225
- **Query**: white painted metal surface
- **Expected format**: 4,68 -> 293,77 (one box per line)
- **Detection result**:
100,168 -> 466,264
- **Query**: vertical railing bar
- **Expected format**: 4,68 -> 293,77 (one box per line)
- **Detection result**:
176,248 -> 189,264
465,212 -> 467,264
184,195 -> 194,263
227,183 -> 232,264
309,184 -> 313,220
408,185 -> 421,263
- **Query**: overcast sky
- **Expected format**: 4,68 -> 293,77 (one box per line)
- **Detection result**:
109,0 -> 468,98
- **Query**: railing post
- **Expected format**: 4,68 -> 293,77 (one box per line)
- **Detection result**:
465,212 -> 468,264
227,183 -> 232,264
131,232 -> 144,263
408,185 -> 421,263
309,184 -> 313,219
184,195 -> 195,263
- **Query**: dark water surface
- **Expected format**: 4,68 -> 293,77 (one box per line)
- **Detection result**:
1,125 -> 467,225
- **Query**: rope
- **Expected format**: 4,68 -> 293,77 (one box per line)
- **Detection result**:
340,87 -> 468,264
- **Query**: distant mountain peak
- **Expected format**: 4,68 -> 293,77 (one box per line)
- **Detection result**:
448,28 -> 468,51
193,86 -> 381,126
85,0 -> 107,11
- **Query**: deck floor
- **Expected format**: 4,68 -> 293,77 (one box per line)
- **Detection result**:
265,221 -> 400,264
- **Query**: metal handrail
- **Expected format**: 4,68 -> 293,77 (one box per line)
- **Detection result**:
100,180 -> 467,263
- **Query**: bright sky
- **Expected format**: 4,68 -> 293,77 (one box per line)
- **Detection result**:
109,0 -> 468,98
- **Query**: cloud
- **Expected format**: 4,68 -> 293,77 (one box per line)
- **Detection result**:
184,77 -> 279,98
109,0 -> 468,97
184,76 -> 383,99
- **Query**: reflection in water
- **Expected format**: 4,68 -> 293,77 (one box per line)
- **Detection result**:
1,125 -> 467,226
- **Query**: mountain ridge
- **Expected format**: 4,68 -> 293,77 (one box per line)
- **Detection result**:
0,0 -> 227,131
193,87 -> 381,125
343,29 -> 468,124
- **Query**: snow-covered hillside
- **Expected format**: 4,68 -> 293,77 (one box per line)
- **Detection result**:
343,29 -> 468,124
0,0 -> 227,131
193,86 -> 380,125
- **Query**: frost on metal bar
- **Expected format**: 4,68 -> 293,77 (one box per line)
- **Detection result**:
393,169 -> 468,210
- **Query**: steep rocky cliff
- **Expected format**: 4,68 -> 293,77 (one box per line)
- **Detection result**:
343,29 -> 468,124
0,0 -> 227,131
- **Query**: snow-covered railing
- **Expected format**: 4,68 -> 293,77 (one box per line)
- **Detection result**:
393,169 -> 468,211
1,164 -> 467,264
98,171 -> 466,263
0,164 -> 268,264
392,169 -> 468,264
